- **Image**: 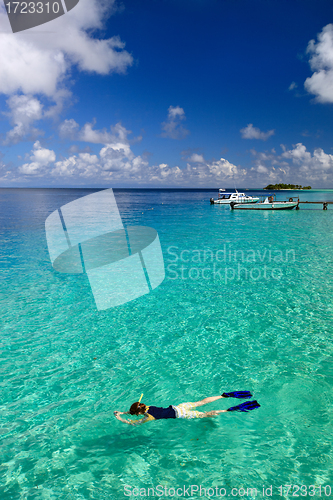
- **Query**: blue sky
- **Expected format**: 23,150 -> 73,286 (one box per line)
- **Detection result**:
1,0 -> 333,187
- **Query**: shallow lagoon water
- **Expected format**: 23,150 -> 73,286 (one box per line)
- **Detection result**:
1,188 -> 333,499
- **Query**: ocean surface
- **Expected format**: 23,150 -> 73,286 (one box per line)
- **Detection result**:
1,188 -> 333,499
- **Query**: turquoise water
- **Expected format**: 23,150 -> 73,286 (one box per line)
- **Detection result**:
1,188 -> 333,499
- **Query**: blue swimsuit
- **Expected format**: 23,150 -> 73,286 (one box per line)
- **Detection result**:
147,405 -> 176,419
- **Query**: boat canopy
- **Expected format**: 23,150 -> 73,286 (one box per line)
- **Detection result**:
218,192 -> 247,197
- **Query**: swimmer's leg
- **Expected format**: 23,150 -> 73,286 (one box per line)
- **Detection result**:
191,396 -> 223,408
199,410 -> 227,418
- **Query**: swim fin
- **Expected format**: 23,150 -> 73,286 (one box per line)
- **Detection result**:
227,400 -> 260,412
222,391 -> 252,399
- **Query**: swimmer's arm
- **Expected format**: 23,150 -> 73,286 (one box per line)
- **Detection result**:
132,414 -> 155,426
130,415 -> 155,426
114,411 -> 135,425
113,411 -> 154,426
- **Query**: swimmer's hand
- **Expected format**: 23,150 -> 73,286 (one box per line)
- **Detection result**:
114,411 -> 148,426
114,411 -> 136,425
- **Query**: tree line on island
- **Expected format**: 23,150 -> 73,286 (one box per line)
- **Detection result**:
264,184 -> 311,190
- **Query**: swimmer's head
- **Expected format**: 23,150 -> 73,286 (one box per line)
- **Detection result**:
129,402 -> 146,415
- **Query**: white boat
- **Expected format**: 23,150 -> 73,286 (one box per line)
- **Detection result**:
230,195 -> 299,210
210,189 -> 259,205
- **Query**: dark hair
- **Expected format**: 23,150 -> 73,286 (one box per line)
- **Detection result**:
129,402 -> 147,415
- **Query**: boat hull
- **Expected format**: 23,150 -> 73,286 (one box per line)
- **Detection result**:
230,202 -> 298,210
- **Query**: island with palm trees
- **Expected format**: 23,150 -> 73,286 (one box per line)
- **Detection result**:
264,184 -> 311,190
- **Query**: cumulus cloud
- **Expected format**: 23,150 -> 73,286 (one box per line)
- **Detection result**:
10,117 -> 243,185
4,95 -> 44,144
249,149 -> 289,183
59,119 -> 136,149
48,146 -> 149,181
0,32 -> 66,98
282,143 -> 311,162
249,143 -> 333,184
8,116 -> 333,187
187,153 -> 205,163
51,152 -> 100,178
282,143 -> 333,180
0,0 -> 133,153
256,165 -> 268,173
19,141 -> 56,175
58,118 -> 80,141
305,24 -> 333,103
41,121 -> 148,180
48,150 -> 242,185
0,0 -> 133,100
240,124 -> 275,141
161,106 -> 189,140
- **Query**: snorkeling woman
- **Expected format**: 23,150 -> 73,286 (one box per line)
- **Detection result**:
114,391 -> 260,426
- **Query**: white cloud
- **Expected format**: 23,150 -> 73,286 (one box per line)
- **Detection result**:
79,122 -> 115,144
282,143 -> 311,162
191,157 -> 241,180
59,119 -> 136,150
257,165 -> 268,173
0,32 -> 67,97
305,24 -> 333,103
80,122 -> 132,148
99,145 -> 134,172
49,122 -> 147,179
289,82 -> 298,91
187,153 -> 205,163
249,143 -> 333,184
240,123 -> 275,141
4,95 -> 43,144
51,152 -> 99,178
0,0 -> 134,154
7,117 -> 333,187
0,0 -> 133,101
19,141 -> 56,175
59,118 -> 80,140
282,143 -> 333,180
161,105 -> 189,140
10,120 -> 243,185
168,106 -> 185,120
